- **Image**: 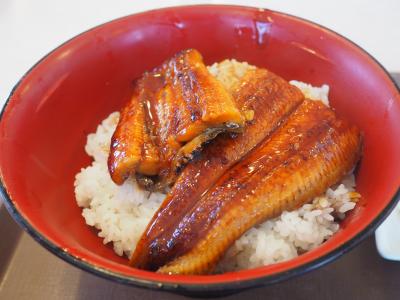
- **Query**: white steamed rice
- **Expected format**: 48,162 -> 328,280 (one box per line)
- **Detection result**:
74,60 -> 358,271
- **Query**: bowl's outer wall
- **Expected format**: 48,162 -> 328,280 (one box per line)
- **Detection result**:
0,5 -> 400,294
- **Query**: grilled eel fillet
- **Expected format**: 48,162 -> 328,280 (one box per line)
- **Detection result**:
132,100 -> 362,274
130,68 -> 305,270
108,49 -> 245,186
108,80 -> 161,184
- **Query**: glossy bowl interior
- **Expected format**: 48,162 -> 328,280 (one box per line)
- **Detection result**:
1,5 -> 400,296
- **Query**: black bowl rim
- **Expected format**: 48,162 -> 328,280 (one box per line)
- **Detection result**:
1,4 -> 400,295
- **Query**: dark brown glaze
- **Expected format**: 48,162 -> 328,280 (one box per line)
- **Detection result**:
140,73 -> 179,174
157,100 -> 363,274
108,81 -> 161,185
108,49 -> 245,187
130,68 -> 305,270
144,49 -> 245,179
165,49 -> 245,142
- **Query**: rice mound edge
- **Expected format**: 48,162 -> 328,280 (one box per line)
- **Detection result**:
74,59 -> 357,272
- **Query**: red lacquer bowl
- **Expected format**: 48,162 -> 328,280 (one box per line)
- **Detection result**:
1,5 -> 399,296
